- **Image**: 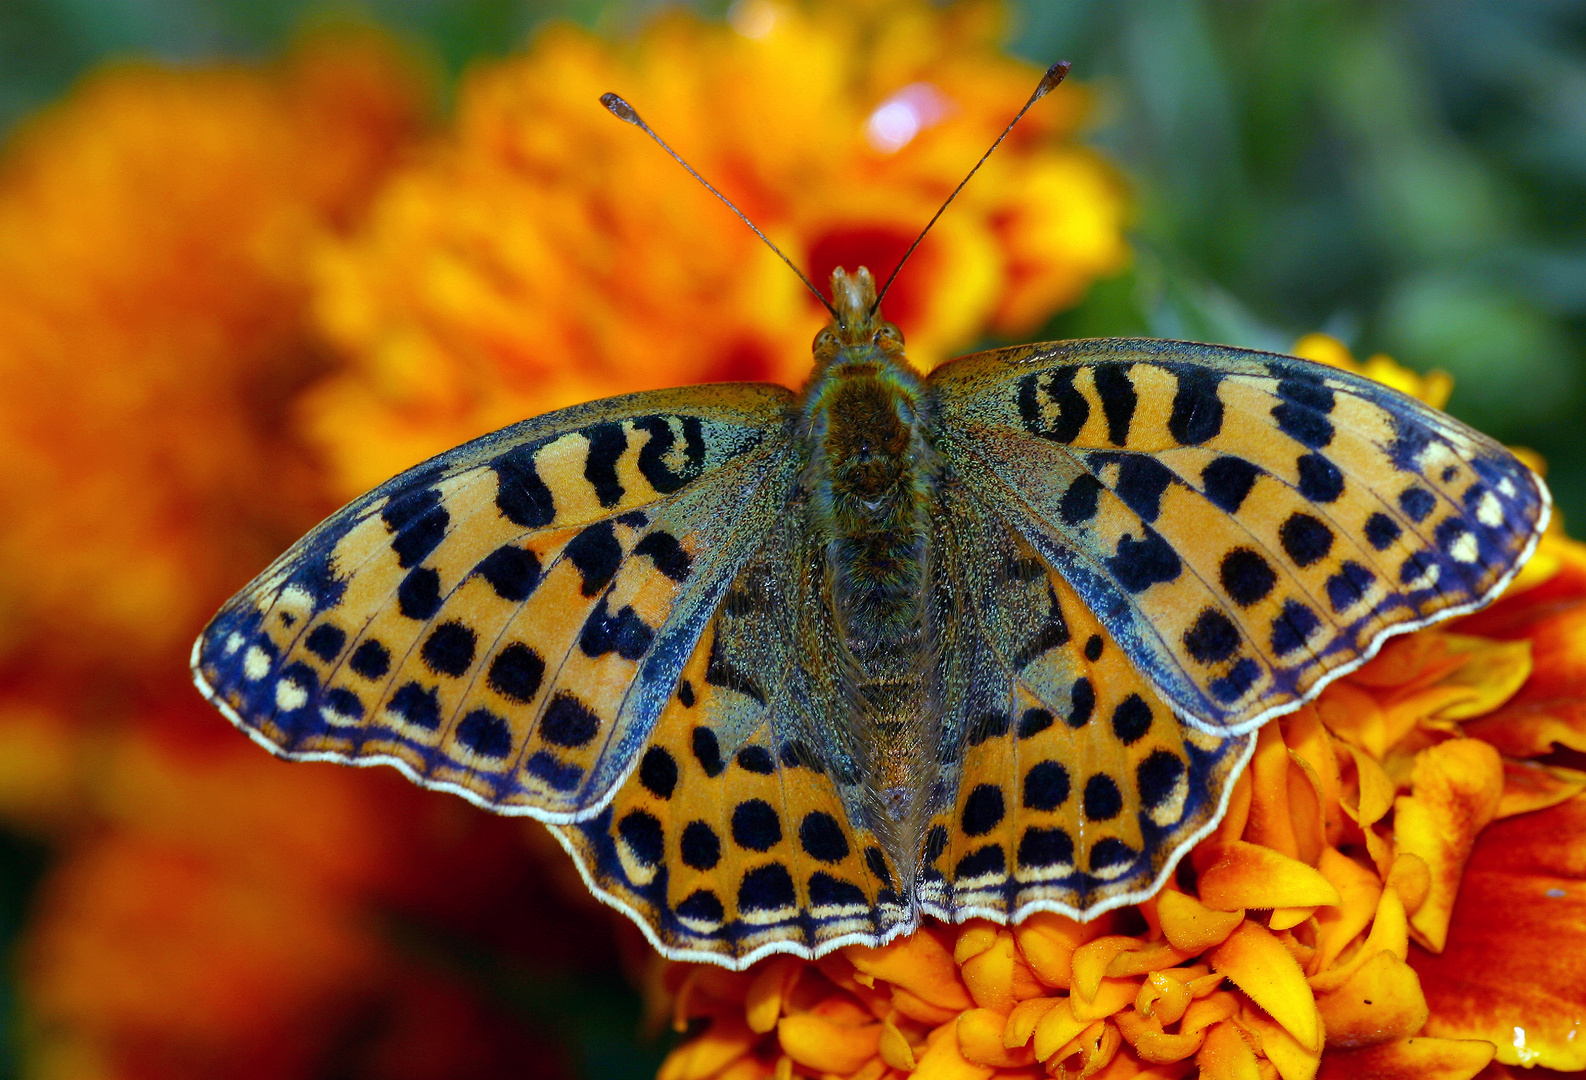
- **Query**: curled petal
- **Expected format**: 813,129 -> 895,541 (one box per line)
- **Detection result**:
912,1021 -> 995,1080
1012,911 -> 1105,990
1114,1008 -> 1205,1064
745,957 -> 802,1033
1238,1003 -> 1322,1080
1495,759 -> 1586,819
1313,846 -> 1383,972
1196,1019 -> 1261,1080
1315,950 -> 1429,1048
1157,890 -> 1243,953
777,1012 -> 880,1074
1392,739 -> 1504,952
845,931 -> 972,1011
1210,921 -> 1322,1052
1198,841 -> 1342,911
956,1008 -> 1033,1068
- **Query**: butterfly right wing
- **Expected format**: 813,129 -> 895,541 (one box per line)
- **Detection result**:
551,505 -> 918,969
192,384 -> 796,822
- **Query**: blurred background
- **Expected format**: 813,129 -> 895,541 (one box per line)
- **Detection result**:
0,1 -> 1582,1078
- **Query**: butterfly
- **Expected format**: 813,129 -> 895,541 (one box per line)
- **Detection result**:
192,73 -> 1549,970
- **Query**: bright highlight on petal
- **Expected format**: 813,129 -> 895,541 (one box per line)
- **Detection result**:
865,83 -> 956,153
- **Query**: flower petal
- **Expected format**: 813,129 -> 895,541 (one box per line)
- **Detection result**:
1313,1037 -> 1494,1080
777,1012 -> 881,1074
1411,795 -> 1586,1071
1198,841 -> 1342,911
1209,921 -> 1322,1052
1157,890 -> 1244,953
1315,950 -> 1429,1048
1391,739 -> 1504,952
1196,1019 -> 1261,1080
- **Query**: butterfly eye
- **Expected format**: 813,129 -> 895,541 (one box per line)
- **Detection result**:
813,327 -> 838,354
874,324 -> 903,349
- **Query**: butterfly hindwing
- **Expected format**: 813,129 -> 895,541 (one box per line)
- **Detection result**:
193,384 -> 796,819
930,337 -> 1549,737
919,491 -> 1254,921
552,510 -> 914,966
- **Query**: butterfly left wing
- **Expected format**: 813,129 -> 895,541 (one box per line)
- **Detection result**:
929,338 -> 1549,738
192,384 -> 796,821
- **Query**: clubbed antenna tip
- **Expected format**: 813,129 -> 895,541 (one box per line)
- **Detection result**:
1034,61 -> 1072,101
600,92 -> 641,126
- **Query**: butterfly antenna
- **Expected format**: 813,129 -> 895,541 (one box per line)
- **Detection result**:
871,60 -> 1072,317
601,93 -> 839,320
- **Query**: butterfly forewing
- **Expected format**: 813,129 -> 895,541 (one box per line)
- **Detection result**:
193,384 -> 796,819
918,489 -> 1254,922
930,338 -> 1549,737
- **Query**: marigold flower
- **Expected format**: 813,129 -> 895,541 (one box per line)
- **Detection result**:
649,341 -> 1586,1080
0,28 -> 426,672
299,0 -> 1127,495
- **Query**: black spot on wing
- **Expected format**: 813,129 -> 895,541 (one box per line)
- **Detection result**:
617,810 -> 663,866
1083,774 -> 1122,821
808,873 -> 866,909
1084,634 -> 1103,661
1224,548 -> 1275,605
731,800 -> 782,851
566,522 -> 622,597
348,639 -> 390,680
1183,608 -> 1239,664
738,864 -> 795,913
1017,708 -> 1054,739
387,492 -> 449,569
477,544 -> 541,602
456,708 -> 512,758
1270,599 -> 1321,656
639,746 -> 677,799
487,642 -> 544,703
1059,474 -> 1103,526
1093,364 -> 1137,445
397,567 -> 443,621
1067,677 -> 1095,727
736,746 -> 775,774
692,726 -> 725,777
954,845 -> 1005,880
681,822 -> 721,869
961,784 -> 1005,837
1023,761 -> 1070,811
1110,695 -> 1153,745
1365,512 -> 1402,551
1018,826 -> 1073,869
421,621 -> 476,677
1137,750 -> 1186,810
1296,453 -> 1344,503
1167,367 -> 1224,445
1279,513 -> 1334,567
1112,455 -> 1175,523
1089,838 -> 1137,872
1326,561 -> 1375,613
304,623 -> 345,663
1399,485 -> 1437,523
1017,368 -> 1089,443
1108,529 -> 1182,592
524,751 -> 582,792
541,692 -> 600,748
1201,456 -> 1262,513
579,598 -> 654,661
633,531 -> 692,582
583,422 -> 628,508
493,446 -> 556,528
1210,658 -> 1261,703
389,681 -> 440,730
633,415 -> 707,494
1273,401 -> 1334,449
965,710 -> 1011,747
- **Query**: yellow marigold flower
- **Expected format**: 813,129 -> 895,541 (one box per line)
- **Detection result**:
648,345 -> 1586,1080
300,0 -> 1128,495
0,29 -> 426,670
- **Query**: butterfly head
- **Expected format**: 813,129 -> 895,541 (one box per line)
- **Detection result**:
814,266 -> 904,367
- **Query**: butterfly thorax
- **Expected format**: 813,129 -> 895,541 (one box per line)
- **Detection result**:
800,267 -> 942,840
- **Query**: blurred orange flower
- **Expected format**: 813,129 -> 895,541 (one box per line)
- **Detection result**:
0,28 -> 424,674
647,344 -> 1586,1080
300,0 -> 1127,495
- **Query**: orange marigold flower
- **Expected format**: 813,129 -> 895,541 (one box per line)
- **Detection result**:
299,0 -> 1128,495
648,342 -> 1586,1080
0,28 -> 426,672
